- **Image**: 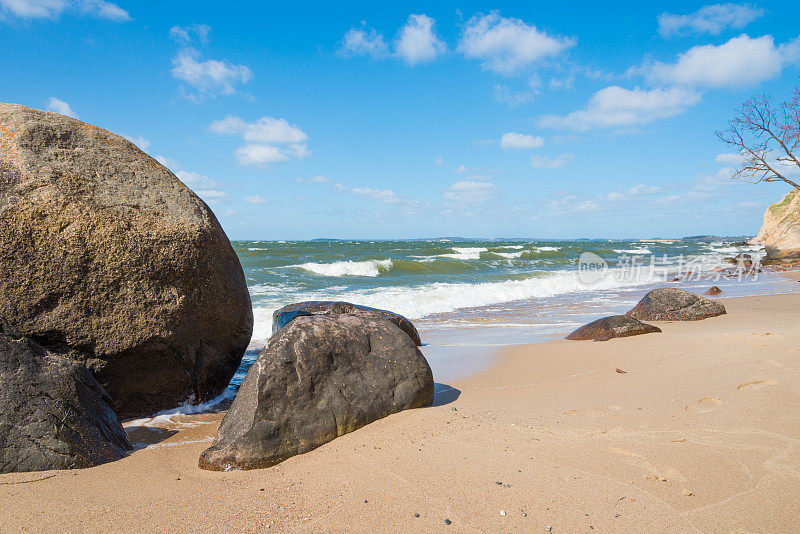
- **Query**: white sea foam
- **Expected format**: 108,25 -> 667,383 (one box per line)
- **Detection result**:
533,246 -> 561,252
248,267 -> 663,347
440,247 -> 488,260
708,245 -> 763,254
291,259 -> 393,277
493,251 -> 524,259
613,248 -> 652,255
497,245 -> 524,249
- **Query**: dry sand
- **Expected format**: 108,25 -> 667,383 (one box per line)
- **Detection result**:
2,286 -> 800,533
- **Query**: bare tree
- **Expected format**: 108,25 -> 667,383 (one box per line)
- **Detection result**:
716,87 -> 800,190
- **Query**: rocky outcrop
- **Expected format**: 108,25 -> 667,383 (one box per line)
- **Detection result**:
627,288 -> 726,321
272,301 -> 422,346
565,315 -> 661,342
0,320 -> 131,473
0,103 -> 253,418
705,286 -> 723,296
200,314 -> 434,471
755,188 -> 800,259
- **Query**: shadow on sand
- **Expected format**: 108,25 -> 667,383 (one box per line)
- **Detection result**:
124,426 -> 179,450
432,383 -> 461,406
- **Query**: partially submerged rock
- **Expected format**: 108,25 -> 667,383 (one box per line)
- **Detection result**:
272,301 -> 422,346
200,314 -> 434,471
627,288 -> 726,321
0,103 -> 253,418
565,315 -> 661,342
755,188 -> 800,259
0,321 -> 131,473
705,286 -> 723,296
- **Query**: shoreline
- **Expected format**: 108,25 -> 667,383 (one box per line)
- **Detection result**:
2,284 -> 800,532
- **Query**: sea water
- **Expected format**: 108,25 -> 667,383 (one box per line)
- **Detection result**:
226,239 -> 798,392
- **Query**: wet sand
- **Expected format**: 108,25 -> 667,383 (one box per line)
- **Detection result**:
1,285 -> 799,532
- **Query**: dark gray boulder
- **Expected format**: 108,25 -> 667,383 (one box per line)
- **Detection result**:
0,103 -> 253,418
627,288 -> 726,321
0,320 -> 131,473
272,301 -> 422,346
200,314 -> 434,471
565,315 -> 661,342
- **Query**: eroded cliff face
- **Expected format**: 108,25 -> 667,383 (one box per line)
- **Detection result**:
755,188 -> 800,259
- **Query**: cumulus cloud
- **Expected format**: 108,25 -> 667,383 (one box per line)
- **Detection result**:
0,0 -> 130,20
169,23 -> 211,44
500,132 -> 544,149
340,14 -> 444,65
538,86 -> 701,131
530,153 -> 574,168
715,152 -> 746,164
444,180 -> 498,203
642,34 -> 792,88
45,97 -> 78,118
458,11 -> 575,74
658,3 -> 764,37
171,48 -> 252,100
339,24 -> 389,58
395,14 -> 445,65
209,115 -> 310,167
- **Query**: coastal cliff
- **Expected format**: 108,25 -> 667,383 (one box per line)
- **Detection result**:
755,188 -> 800,259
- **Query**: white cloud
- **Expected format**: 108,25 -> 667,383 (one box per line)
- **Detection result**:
644,34 -> 788,88
171,48 -> 252,99
444,180 -> 498,203
538,86 -> 701,131
454,164 -> 472,173
210,115 -> 310,168
122,134 -> 150,151
434,156 -> 444,167
458,11 -> 575,74
0,0 -> 129,20
500,132 -> 544,149
715,152 -> 745,164
195,189 -> 229,205
169,24 -> 210,44
45,97 -> 78,118
340,185 -> 400,203
530,153 -> 574,168
175,170 -> 221,190
658,3 -> 764,37
493,83 -> 537,106
243,194 -> 269,204
209,115 -> 307,143
395,14 -> 445,65
296,175 -> 330,184
627,184 -> 663,195
79,0 -> 128,21
339,25 -> 389,58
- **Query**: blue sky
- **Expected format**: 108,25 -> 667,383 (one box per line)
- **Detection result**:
2,1 -> 799,239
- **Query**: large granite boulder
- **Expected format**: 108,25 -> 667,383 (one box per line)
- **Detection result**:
627,288 -> 726,321
0,103 -> 253,418
565,315 -> 661,341
0,320 -> 131,473
272,301 -> 422,346
200,314 -> 434,471
755,188 -> 800,259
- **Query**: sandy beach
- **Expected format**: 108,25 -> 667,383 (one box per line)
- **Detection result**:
2,280 -> 799,533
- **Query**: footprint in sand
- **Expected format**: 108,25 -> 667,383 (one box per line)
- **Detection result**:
737,379 -> 777,390
684,397 -> 722,413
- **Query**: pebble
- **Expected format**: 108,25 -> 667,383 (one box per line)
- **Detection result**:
452,407 -> 457,411
500,510 -> 506,517
522,513 -> 527,517
445,519 -> 452,525
546,526 -> 552,532
363,500 -> 368,503
414,513 -> 420,518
